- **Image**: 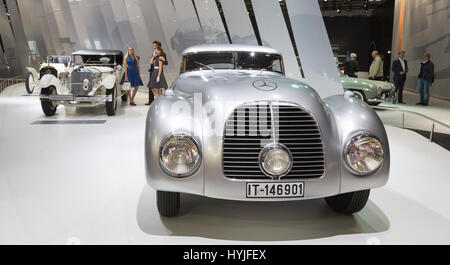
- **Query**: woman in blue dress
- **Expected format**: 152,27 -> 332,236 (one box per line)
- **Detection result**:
120,46 -> 143,106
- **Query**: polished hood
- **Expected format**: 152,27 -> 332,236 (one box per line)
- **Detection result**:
172,70 -> 323,109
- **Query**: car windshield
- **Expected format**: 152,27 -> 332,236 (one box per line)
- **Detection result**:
74,55 -> 117,66
49,56 -> 70,66
182,51 -> 284,74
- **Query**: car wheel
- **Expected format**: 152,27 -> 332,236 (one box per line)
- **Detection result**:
351,90 -> 367,103
25,72 -> 36,94
325,190 -> 370,215
40,86 -> 58,116
156,190 -> 180,217
121,92 -> 128,102
106,86 -> 117,116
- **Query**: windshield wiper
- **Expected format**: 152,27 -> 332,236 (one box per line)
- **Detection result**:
193,60 -> 215,71
259,63 -> 276,73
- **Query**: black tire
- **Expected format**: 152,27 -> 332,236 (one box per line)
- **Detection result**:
325,190 -> 370,215
350,90 -> 367,103
121,92 -> 128,102
25,72 -> 35,94
40,86 -> 57,116
156,191 -> 180,217
106,86 -> 117,116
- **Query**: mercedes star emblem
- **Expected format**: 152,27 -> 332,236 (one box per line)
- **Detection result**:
253,80 -> 278,91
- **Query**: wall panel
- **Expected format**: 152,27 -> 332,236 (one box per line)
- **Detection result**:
286,0 -> 343,98
220,0 -> 257,45
194,0 -> 228,44
252,0 -> 301,80
392,0 -> 450,99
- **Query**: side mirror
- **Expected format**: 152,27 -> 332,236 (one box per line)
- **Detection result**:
116,65 -> 123,71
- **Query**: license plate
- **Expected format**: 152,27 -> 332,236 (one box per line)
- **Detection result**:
246,182 -> 304,198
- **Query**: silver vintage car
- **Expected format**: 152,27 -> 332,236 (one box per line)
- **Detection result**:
145,44 -> 390,217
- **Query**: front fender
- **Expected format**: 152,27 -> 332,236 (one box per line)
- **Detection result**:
145,96 -> 204,195
324,95 -> 390,193
39,74 -> 64,94
26,67 -> 39,81
100,74 -> 116,90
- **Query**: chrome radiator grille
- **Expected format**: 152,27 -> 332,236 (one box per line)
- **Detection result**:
70,69 -> 93,96
223,102 -> 325,180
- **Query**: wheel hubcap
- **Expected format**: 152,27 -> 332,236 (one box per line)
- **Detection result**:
354,92 -> 363,101
50,88 -> 57,109
29,76 -> 35,91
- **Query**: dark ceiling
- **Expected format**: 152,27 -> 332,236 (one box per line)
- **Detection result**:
319,0 -> 393,16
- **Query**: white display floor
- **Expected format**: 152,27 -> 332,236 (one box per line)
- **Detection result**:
0,84 -> 449,245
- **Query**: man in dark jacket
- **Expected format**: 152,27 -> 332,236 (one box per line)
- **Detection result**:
343,53 -> 359,78
146,41 -> 169,105
417,53 -> 435,106
391,51 -> 408,104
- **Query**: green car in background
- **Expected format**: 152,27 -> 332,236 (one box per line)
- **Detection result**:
339,71 -> 396,105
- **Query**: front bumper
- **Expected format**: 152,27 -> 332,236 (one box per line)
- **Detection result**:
40,94 -> 113,103
368,89 -> 396,104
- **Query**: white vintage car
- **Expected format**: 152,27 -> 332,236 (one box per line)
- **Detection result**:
25,55 -> 72,94
39,50 -> 127,116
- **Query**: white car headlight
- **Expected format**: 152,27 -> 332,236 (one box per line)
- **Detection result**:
344,133 -> 384,175
377,86 -> 382,96
159,134 -> 201,177
259,144 -> 293,178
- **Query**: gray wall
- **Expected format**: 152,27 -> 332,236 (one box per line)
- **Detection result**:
392,0 -> 450,99
1,0 -> 342,98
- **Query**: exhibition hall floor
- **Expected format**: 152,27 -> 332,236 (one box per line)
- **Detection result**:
0,84 -> 449,245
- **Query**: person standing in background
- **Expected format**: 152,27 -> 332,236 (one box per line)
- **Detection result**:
344,53 -> 359,78
417,53 -> 435,106
120,46 -> 143,106
391,51 -> 408,104
146,41 -> 168,106
148,47 -> 168,100
369,50 -> 384,81
380,54 -> 390,81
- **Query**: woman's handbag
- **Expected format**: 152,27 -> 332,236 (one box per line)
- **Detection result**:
122,81 -> 131,91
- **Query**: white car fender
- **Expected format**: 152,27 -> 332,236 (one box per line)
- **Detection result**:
100,74 -> 117,90
26,67 -> 39,81
39,74 -> 64,94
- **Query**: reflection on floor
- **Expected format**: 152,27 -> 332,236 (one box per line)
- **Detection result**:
0,84 -> 449,244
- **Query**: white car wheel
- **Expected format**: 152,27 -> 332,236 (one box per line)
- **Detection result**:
352,91 -> 366,103
25,72 -> 36,94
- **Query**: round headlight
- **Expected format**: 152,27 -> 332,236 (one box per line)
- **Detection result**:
259,144 -> 293,178
345,133 -> 384,175
377,86 -> 383,96
159,134 -> 201,177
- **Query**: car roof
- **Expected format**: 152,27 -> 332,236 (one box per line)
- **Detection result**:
72,50 -> 123,56
181,44 -> 281,56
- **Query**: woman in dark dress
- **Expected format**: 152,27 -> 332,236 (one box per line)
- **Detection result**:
120,46 -> 143,106
148,48 -> 168,99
